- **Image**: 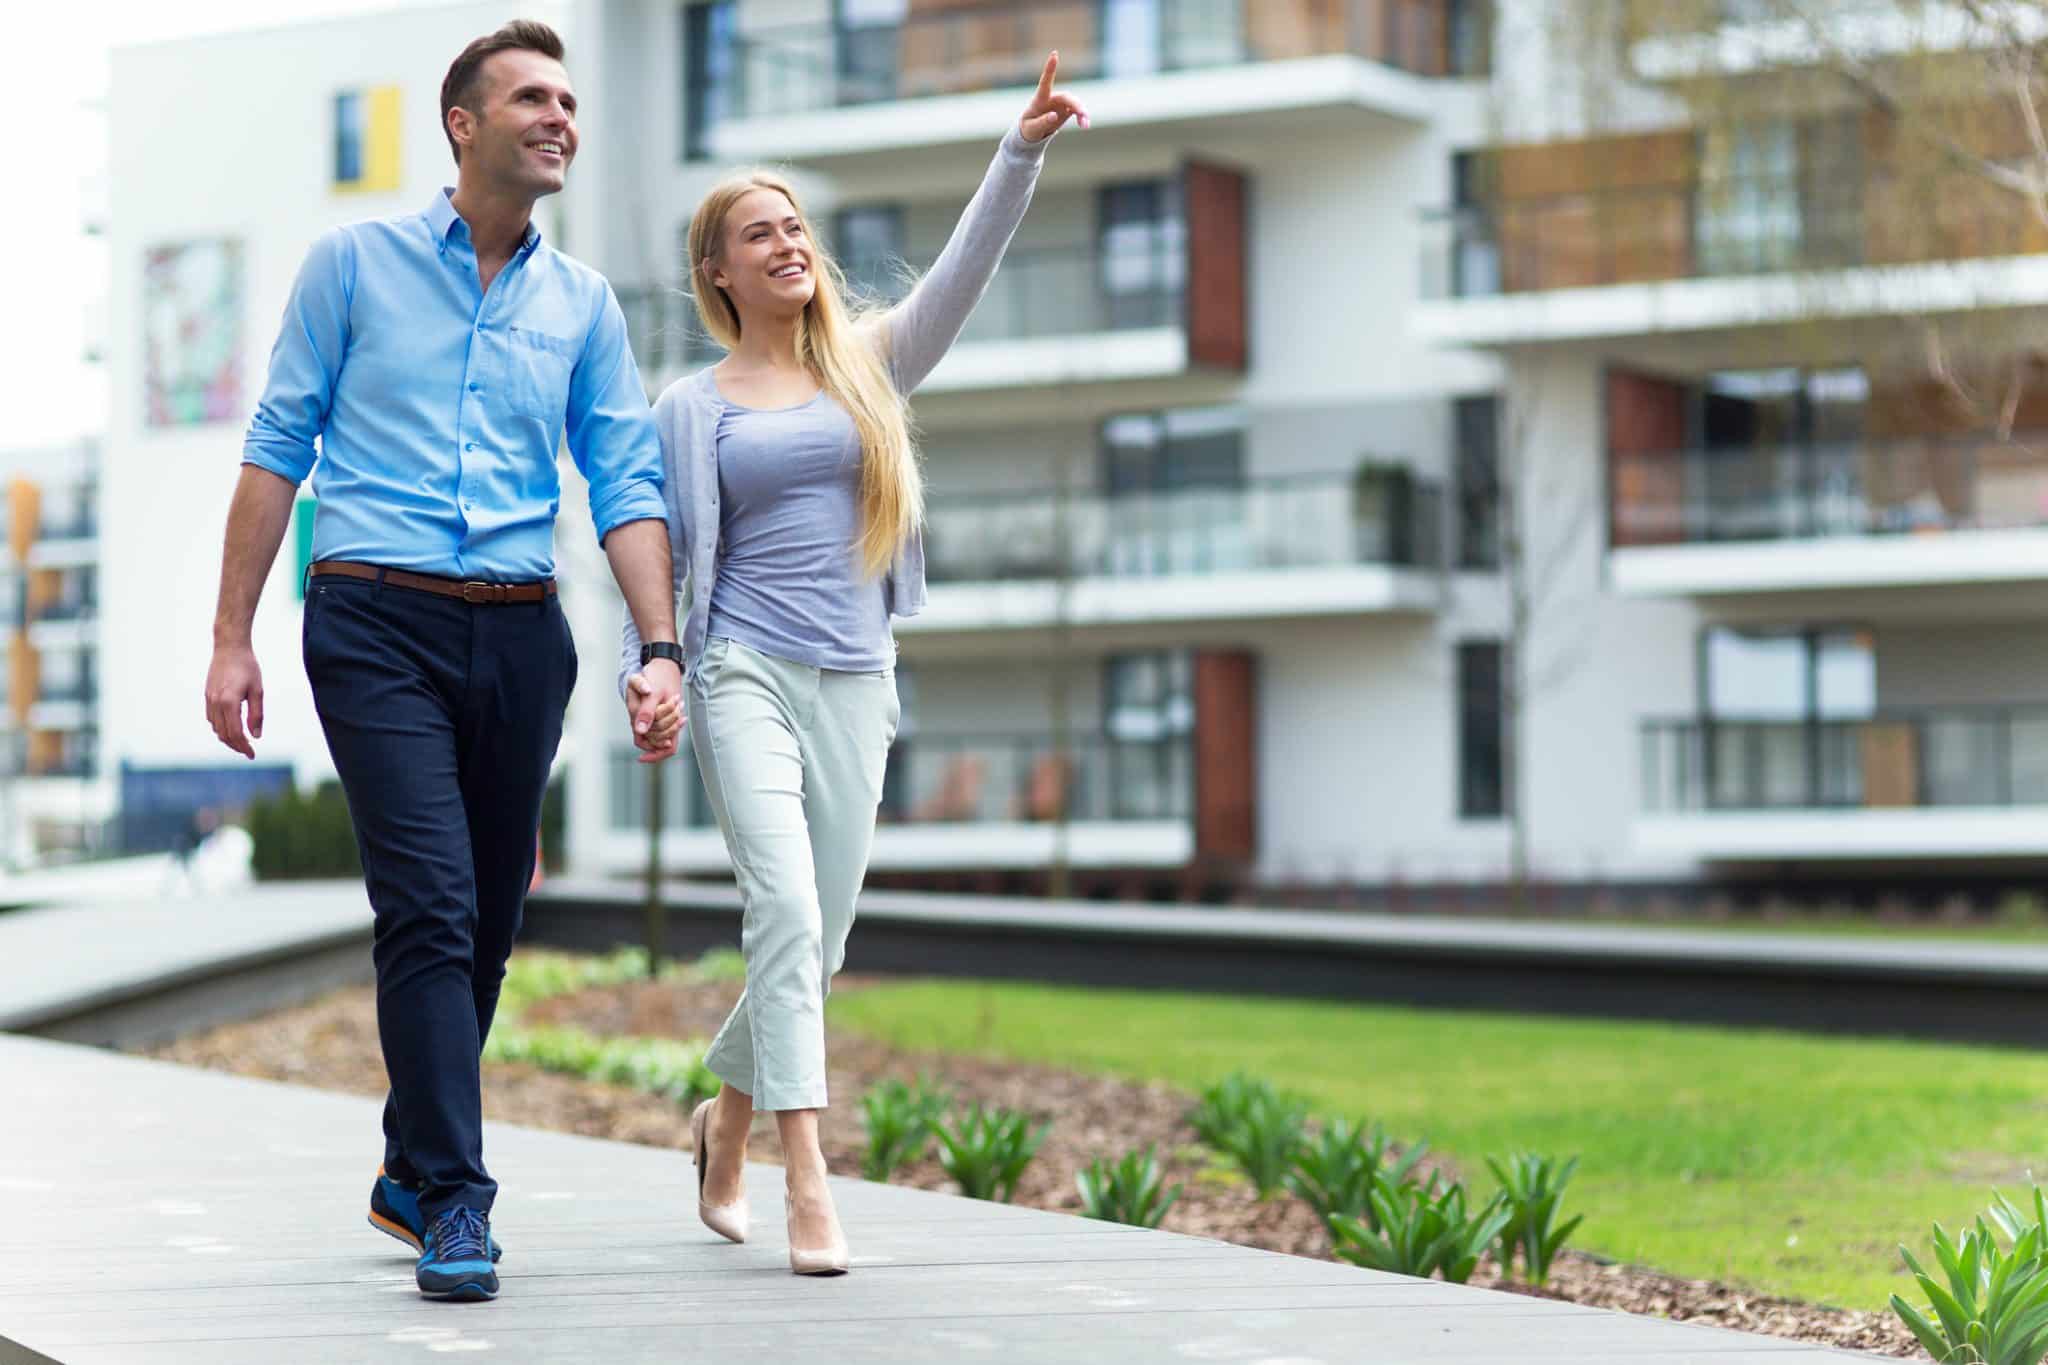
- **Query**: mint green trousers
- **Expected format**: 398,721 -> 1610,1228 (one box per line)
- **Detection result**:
688,636 -> 899,1112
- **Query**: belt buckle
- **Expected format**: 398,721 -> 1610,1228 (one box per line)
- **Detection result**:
461,581 -> 498,604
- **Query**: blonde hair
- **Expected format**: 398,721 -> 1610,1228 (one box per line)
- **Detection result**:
688,171 -> 922,578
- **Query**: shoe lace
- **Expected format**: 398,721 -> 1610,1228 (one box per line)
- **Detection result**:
430,1206 -> 490,1262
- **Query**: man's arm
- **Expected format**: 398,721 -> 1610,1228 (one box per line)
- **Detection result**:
604,517 -> 683,760
204,466 -> 298,759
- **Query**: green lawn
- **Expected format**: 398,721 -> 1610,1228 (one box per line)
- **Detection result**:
829,979 -> 2048,1309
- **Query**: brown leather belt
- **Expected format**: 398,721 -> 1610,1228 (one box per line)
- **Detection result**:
309,560 -> 557,604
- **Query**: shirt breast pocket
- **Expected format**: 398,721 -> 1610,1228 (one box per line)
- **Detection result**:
504,325 -> 576,422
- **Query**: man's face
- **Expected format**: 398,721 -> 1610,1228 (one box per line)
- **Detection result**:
455,49 -> 579,198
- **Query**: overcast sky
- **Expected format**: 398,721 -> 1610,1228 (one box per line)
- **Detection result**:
4,1 -> 438,452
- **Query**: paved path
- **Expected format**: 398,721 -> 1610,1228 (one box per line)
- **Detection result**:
0,1035 -> 1880,1364
0,883 -> 368,1045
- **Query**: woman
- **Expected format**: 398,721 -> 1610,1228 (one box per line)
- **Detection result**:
617,54 -> 1088,1275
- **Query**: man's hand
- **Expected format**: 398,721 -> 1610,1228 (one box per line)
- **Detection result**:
1019,51 -> 1089,143
205,643 -> 265,760
626,657 -> 685,763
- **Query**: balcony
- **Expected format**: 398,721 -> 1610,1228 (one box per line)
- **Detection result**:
908,469 -> 1445,632
702,0 -> 1477,163
621,227 -> 1222,393
596,732 -> 1192,875
1413,150 -> 2048,347
1637,707 -> 2048,860
1609,434 -> 2048,597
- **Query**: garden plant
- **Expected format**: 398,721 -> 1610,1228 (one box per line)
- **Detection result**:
1075,1145 -> 1182,1229
1328,1174 -> 1512,1284
936,1103 -> 1048,1202
860,1075 -> 951,1182
1892,1187 -> 2048,1365
1487,1151 -> 1584,1287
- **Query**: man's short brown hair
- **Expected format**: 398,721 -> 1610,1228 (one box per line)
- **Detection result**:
440,20 -> 566,166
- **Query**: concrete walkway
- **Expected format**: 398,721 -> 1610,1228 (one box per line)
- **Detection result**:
0,1035 -> 1883,1364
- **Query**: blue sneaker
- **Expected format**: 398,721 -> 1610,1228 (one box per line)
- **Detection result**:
416,1206 -> 499,1301
370,1167 -> 502,1262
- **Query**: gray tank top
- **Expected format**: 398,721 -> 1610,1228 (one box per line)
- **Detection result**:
704,390 -> 893,672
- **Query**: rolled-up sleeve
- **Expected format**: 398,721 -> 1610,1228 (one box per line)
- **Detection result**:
567,284 -> 666,542
243,229 -> 353,484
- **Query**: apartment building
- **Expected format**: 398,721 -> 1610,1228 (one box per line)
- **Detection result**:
126,2 -> 1864,896
0,442 -> 106,862
1413,3 -> 2048,882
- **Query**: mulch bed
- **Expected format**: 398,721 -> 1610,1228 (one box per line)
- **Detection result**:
143,972 -> 1922,1359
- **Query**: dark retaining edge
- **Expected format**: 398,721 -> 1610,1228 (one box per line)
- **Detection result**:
10,930 -> 372,1051
523,880 -> 2048,1049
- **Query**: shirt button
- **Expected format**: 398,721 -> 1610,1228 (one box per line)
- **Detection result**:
465,442 -> 477,452
468,383 -> 479,392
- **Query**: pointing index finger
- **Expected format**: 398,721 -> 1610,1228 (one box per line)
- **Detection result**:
1037,51 -> 1057,104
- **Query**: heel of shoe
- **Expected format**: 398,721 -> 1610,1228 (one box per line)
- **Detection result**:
691,1099 -> 750,1244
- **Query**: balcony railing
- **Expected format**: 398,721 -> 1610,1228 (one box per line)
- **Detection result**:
1423,171 -> 2037,298
1612,433 -> 2048,549
926,470 -> 1443,583
720,0 -> 1471,124
38,508 -> 98,541
1642,707 -> 2048,813
883,732 -> 1190,824
607,732 -> 1188,833
619,240 -> 1180,377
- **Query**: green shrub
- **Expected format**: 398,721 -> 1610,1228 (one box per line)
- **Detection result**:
1892,1188 -> 2048,1365
1187,1072 -> 1267,1148
484,1026 -> 717,1109
246,781 -> 361,881
860,1076 -> 950,1182
1330,1176 -> 1512,1284
686,946 -> 748,985
1076,1146 -> 1182,1229
1487,1152 -> 1584,1286
1288,1119 -> 1428,1230
497,948 -> 652,1018
1186,1073 -> 1310,1199
936,1104 -> 1048,1202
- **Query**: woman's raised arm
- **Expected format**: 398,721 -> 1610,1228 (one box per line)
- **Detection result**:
880,53 -> 1089,395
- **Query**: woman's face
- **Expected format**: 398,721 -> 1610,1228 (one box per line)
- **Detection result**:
711,187 -> 816,321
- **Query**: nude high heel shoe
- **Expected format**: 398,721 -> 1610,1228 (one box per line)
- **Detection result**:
786,1205 -> 849,1276
691,1099 -> 750,1244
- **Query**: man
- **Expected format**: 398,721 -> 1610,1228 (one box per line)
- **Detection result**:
203,20 -> 685,1303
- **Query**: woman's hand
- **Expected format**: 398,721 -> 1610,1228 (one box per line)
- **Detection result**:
625,672 -> 685,763
1019,51 -> 1089,143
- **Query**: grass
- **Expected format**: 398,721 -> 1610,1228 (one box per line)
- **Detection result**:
828,978 -> 2048,1310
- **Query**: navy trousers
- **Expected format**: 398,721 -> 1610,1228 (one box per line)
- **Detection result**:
303,571 -> 577,1218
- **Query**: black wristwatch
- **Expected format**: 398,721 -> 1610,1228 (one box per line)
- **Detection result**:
640,641 -> 685,671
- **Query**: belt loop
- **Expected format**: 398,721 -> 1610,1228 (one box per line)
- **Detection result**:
374,565 -> 387,598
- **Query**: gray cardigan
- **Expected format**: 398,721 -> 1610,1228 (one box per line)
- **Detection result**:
617,126 -> 1051,698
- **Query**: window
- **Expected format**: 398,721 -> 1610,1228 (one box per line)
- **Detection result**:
332,87 -> 401,193
1104,652 -> 1194,819
1101,408 -> 1244,494
833,204 -> 905,301
1695,118 -> 1861,275
1101,410 -> 1246,575
1701,626 -> 1874,808
1457,641 -> 1507,818
1454,395 -> 1500,569
836,0 -> 907,104
1447,0 -> 1492,76
1693,367 -> 1867,540
1101,0 -> 1163,78
1097,181 -> 1185,329
683,1 -> 737,161
1448,151 -> 1501,297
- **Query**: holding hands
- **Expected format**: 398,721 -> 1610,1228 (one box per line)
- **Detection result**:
626,660 -> 685,763
1019,52 -> 1090,143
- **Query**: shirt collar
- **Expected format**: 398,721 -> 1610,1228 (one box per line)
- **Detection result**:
426,188 -> 543,254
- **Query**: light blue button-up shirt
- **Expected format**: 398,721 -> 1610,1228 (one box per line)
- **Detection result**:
243,189 -> 665,581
